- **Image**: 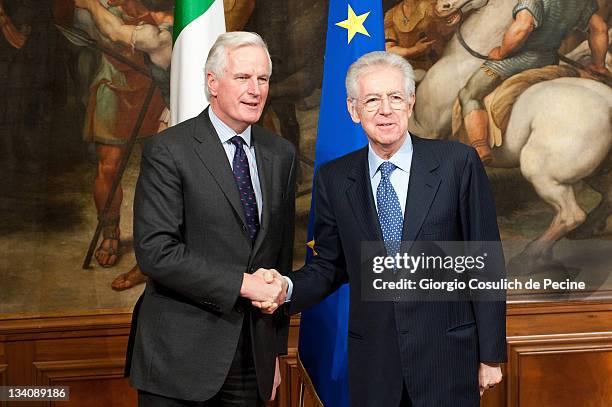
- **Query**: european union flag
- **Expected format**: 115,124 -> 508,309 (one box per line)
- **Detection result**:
298,1 -> 384,406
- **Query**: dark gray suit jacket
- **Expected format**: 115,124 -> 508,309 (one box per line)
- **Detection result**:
289,136 -> 506,407
129,108 -> 297,401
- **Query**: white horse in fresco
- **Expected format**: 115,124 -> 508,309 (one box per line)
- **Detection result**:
408,0 -> 612,269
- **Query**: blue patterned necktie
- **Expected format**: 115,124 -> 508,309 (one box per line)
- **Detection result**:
376,161 -> 404,256
230,136 -> 260,241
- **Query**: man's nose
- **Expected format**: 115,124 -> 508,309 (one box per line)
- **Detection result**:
378,96 -> 392,115
247,77 -> 261,96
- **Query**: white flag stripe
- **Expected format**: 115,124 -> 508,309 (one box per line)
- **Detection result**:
170,0 -> 225,126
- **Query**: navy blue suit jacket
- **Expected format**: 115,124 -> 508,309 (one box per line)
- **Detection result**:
289,135 -> 507,407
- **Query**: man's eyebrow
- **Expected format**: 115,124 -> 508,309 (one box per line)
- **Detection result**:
362,91 -> 403,97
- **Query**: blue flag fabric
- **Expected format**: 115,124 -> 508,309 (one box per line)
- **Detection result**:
298,2 -> 384,406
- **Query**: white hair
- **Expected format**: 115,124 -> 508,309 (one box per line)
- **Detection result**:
204,31 -> 272,98
345,51 -> 416,100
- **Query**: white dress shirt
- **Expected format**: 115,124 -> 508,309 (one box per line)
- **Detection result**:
208,107 -> 263,221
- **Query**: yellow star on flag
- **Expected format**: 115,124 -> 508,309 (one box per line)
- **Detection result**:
335,4 -> 370,44
307,239 -> 318,256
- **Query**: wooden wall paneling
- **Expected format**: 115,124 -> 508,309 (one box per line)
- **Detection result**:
507,301 -> 612,337
0,360 -> 8,407
0,340 -> 6,383
5,341 -> 35,386
268,350 -> 298,407
0,310 -> 133,338
1,303 -> 612,406
286,353 -> 301,407
268,314 -> 300,407
0,312 -> 134,407
507,332 -> 612,407
33,358 -> 136,407
34,335 -> 130,364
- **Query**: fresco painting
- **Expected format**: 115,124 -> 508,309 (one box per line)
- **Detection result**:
0,0 -> 611,315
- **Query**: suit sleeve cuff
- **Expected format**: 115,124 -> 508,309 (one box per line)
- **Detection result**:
283,276 -> 294,302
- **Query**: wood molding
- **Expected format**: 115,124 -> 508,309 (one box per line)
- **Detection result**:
273,349 -> 299,407
507,332 -> 612,407
0,309 -> 133,341
34,358 -> 127,385
507,300 -> 612,315
32,358 -> 136,407
0,364 -> 6,407
0,301 -> 611,406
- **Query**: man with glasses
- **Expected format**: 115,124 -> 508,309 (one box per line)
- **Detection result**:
266,51 -> 507,406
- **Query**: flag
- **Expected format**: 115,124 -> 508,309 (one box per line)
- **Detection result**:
170,0 -> 225,126
298,1 -> 384,406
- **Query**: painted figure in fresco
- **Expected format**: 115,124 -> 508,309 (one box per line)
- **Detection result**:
74,0 -> 169,268
384,0 -> 461,79
409,0 -> 612,271
454,0 -> 609,164
224,0 -> 255,32
75,0 -> 172,108
561,0 -> 611,54
111,0 -> 258,291
0,0 -> 28,49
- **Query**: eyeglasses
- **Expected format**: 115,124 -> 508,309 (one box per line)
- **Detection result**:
358,93 -> 408,112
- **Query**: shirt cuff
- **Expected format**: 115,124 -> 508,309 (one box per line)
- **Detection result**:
283,276 -> 294,302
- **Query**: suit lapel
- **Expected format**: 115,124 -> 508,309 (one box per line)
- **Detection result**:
402,136 -> 441,247
192,109 -> 247,228
345,148 -> 384,242
251,127 -> 273,256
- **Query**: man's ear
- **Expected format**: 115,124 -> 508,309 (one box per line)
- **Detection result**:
207,72 -> 218,97
346,98 -> 361,124
406,93 -> 416,119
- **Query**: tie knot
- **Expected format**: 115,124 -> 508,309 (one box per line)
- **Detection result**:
379,161 -> 396,179
230,135 -> 246,148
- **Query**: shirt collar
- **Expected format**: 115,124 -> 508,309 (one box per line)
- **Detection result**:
368,132 -> 414,179
208,106 -> 252,147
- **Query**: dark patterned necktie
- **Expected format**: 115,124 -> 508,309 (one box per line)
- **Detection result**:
230,136 -> 260,241
377,161 -> 403,257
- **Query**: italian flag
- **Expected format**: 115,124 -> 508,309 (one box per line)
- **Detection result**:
170,0 -> 226,126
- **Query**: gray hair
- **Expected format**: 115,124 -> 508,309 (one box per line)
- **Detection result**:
345,51 -> 415,100
204,31 -> 272,98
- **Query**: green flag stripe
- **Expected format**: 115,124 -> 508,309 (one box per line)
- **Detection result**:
173,0 -> 216,41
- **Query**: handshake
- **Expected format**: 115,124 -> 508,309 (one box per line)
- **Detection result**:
240,268 -> 289,314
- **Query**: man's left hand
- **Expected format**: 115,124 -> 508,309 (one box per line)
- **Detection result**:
479,362 -> 502,396
270,356 -> 281,400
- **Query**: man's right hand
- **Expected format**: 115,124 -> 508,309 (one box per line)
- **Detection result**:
254,269 -> 288,314
240,268 -> 287,313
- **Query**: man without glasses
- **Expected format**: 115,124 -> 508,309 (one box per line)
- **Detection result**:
128,31 -> 295,406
